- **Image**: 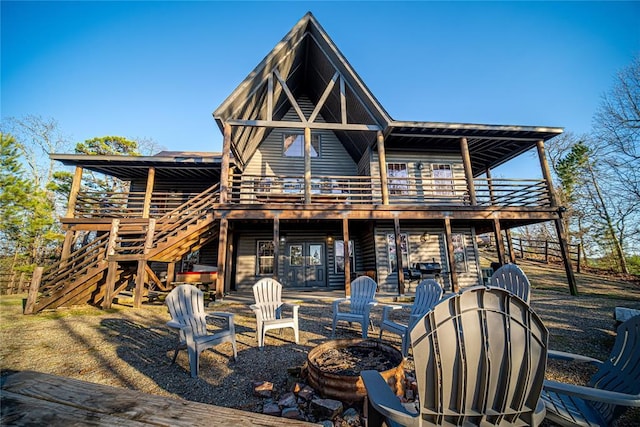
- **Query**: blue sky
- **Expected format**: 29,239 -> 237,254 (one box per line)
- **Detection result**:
2,1 -> 639,178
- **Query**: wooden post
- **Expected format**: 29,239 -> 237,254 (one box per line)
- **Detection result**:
304,127 -> 312,204
144,219 -> 156,252
377,131 -> 389,205
576,243 -> 582,273
555,216 -> 578,295
544,240 -> 550,263
216,217 -> 229,299
505,229 -> 516,264
493,218 -> 506,265
23,266 -> 43,314
486,166 -> 495,205
219,123 -> 232,204
394,217 -> 405,295
142,167 -> 155,219
343,218 -> 351,297
133,260 -> 146,308
166,262 -> 176,285
537,140 -> 558,208
460,137 -> 477,205
273,217 -> 280,280
65,166 -> 83,218
60,231 -> 75,264
444,218 -> 458,293
102,261 -> 118,309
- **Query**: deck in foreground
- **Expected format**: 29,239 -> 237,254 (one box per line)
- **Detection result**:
1,370 -> 316,426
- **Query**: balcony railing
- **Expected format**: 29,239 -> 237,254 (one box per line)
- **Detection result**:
74,191 -> 202,218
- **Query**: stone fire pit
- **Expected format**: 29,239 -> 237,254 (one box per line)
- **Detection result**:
305,338 -> 405,403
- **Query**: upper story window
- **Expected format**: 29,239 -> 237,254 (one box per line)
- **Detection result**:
387,163 -> 409,195
432,164 -> 454,196
283,133 -> 320,157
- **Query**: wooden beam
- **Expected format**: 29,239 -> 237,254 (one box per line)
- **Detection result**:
267,73 -> 273,120
444,217 -> 459,293
537,140 -> 557,207
215,217 -> 229,299
304,127 -> 312,204
60,231 -> 75,263
394,217 -> 405,295
142,167 -> 155,219
340,75 -> 347,124
377,131 -> 389,205
342,217 -> 351,297
493,218 -> 506,265
224,119 -> 381,131
273,68 -> 306,122
460,137 -> 477,205
65,166 -> 83,218
133,260 -> 146,308
102,261 -> 118,309
555,216 -> 578,296
166,262 -> 176,284
486,166 -> 495,204
309,71 -> 339,123
505,229 -> 516,264
220,123 -> 232,204
273,217 -> 280,281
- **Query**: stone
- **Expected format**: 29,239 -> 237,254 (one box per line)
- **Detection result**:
318,421 -> 334,427
262,402 -> 281,416
281,406 -> 305,420
297,385 -> 315,401
343,407 -> 360,425
252,381 -> 274,398
278,391 -> 298,408
310,398 -> 343,420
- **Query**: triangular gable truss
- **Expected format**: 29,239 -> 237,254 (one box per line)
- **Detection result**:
214,12 -> 391,168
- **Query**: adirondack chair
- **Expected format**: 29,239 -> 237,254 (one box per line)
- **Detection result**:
165,284 -> 237,378
489,263 -> 531,302
362,286 -> 548,426
250,278 -> 300,349
332,276 -> 378,338
379,279 -> 443,356
541,314 -> 640,427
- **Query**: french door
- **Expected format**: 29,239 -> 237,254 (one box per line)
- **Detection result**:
285,242 -> 326,287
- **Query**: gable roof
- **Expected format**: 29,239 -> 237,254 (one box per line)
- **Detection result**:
213,12 -> 392,167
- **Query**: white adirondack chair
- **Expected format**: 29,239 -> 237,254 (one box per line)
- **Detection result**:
379,279 -> 443,356
363,286 -> 548,426
250,278 -> 300,349
332,276 -> 378,338
165,284 -> 237,378
490,263 -> 531,302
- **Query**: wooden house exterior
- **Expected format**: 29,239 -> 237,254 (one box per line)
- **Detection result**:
25,12 -> 576,314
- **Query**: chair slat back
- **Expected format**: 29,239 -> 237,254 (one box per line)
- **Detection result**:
166,284 -> 208,337
349,276 -> 377,314
411,286 -> 548,425
253,278 -> 283,321
409,279 -> 443,328
589,315 -> 640,423
490,263 -> 531,302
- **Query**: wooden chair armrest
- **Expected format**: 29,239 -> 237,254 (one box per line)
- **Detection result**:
543,380 -> 640,407
547,349 -> 603,366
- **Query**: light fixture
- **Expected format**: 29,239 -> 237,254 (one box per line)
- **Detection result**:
327,236 -> 334,243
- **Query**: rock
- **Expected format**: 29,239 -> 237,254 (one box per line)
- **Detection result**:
281,406 -> 305,420
278,391 -> 297,408
297,385 -> 315,401
252,381 -> 274,397
318,421 -> 334,427
262,402 -> 281,416
343,407 -> 360,425
310,398 -> 343,420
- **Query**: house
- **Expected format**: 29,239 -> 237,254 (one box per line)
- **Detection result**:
26,12 -> 576,314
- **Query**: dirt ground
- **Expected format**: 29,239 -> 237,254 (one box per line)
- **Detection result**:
1,258 -> 639,426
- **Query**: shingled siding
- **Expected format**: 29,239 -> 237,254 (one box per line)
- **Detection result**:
374,227 -> 481,293
243,97 -> 359,177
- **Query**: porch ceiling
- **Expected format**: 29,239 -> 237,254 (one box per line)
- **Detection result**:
385,122 -> 563,176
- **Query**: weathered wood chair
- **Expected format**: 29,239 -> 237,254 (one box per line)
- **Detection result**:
379,279 -> 443,356
489,263 -> 531,302
332,275 -> 379,338
541,314 -> 640,427
250,278 -> 300,349
362,286 -> 548,426
165,284 -> 237,378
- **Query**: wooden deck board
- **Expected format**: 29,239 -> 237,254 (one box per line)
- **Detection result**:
1,371 -> 316,426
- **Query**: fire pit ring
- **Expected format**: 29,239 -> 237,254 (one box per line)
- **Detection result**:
305,338 -> 404,403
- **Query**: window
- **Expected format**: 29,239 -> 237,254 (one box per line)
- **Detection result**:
290,244 -> 303,266
257,241 -> 274,275
309,244 -> 323,266
452,233 -> 468,273
387,233 -> 409,272
283,133 -> 320,157
432,164 -> 454,196
387,163 -> 409,195
335,240 -> 355,273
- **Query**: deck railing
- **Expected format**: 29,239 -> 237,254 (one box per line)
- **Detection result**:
74,191 -> 203,218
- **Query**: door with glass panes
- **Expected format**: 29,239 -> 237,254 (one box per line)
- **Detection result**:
285,242 -> 326,287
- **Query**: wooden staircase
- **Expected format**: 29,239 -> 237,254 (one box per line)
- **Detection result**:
24,184 -> 220,314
